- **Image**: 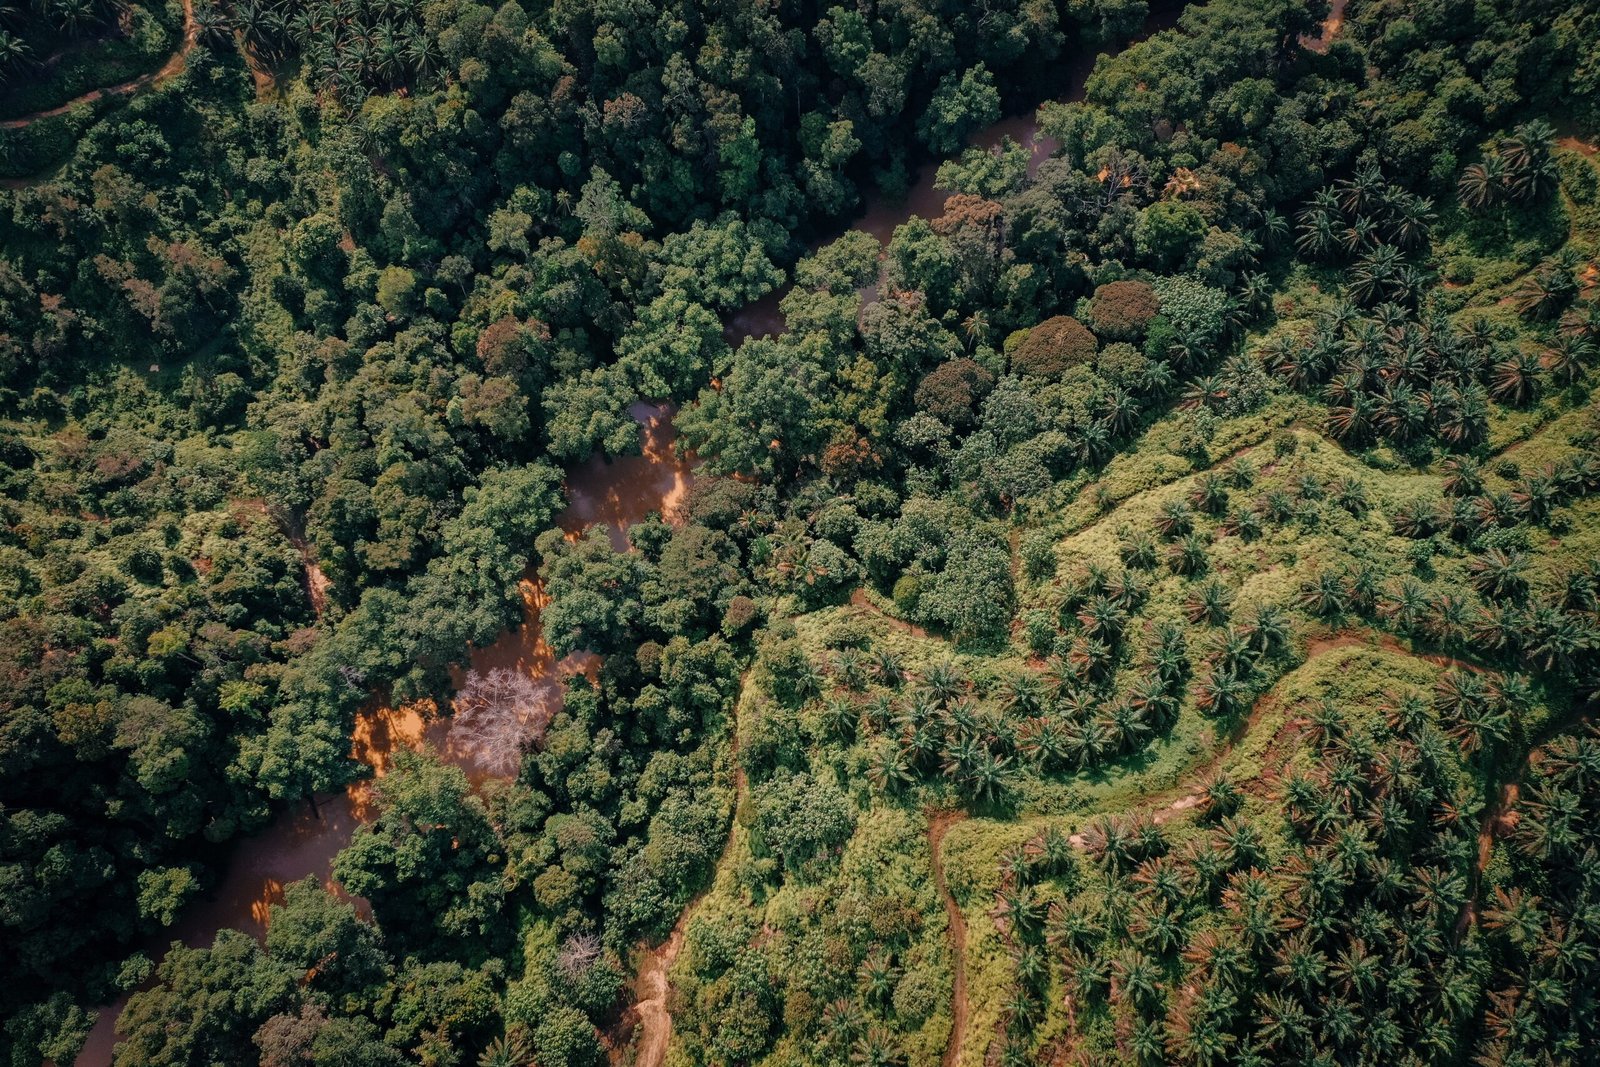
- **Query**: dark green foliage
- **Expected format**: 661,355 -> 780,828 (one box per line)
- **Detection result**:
2,0 -> 1600,1062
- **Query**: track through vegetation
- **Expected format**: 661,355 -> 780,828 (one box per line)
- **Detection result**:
0,0 -> 196,129
928,812 -> 969,1067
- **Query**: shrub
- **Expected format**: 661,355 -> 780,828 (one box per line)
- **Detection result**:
753,769 -> 855,873
1151,275 -> 1229,348
1020,530 -> 1057,581
1011,316 -> 1098,379
892,573 -> 922,612
721,596 -> 760,637
914,358 -> 994,427
1097,342 -> 1150,386
1084,280 -> 1160,341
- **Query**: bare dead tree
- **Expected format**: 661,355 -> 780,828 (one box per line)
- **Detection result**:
449,668 -> 552,777
556,932 -> 602,980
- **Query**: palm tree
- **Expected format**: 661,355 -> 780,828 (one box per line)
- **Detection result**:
477,1029 -> 535,1067
1195,666 -> 1250,717
1391,497 -> 1435,538
1101,387 -> 1142,438
0,28 -> 28,76
1520,603 -> 1595,673
1168,532 -> 1209,577
1325,395 -> 1376,443
1559,300 -> 1600,341
1389,194 -> 1435,250
1431,382 -> 1489,448
849,1024 -> 906,1067
1075,595 -> 1126,643
871,649 -> 905,688
920,660 -> 966,705
1511,465 -> 1561,522
1349,244 -> 1405,305
1379,576 -> 1431,633
1260,487 -> 1297,525
401,25 -> 437,74
1148,621 -> 1189,686
1458,156 -> 1505,211
1502,120 -> 1560,202
1337,165 -> 1386,216
966,750 -> 1011,803
1376,379 -> 1429,442
1210,624 -> 1256,676
1440,455 -> 1484,497
1153,498 -> 1193,539
1246,604 -> 1292,657
1298,570 -> 1346,618
856,947 -> 900,1005
1259,206 -> 1290,251
866,741 -> 913,793
1020,714 -> 1072,771
1218,504 -> 1262,542
1489,350 -> 1542,405
1295,208 -> 1339,260
1184,578 -> 1233,626
1447,697 -> 1513,760
1189,471 -> 1229,515
1120,530 -> 1159,570
1510,262 -> 1577,320
822,998 -> 866,1050
831,648 -> 868,690
823,695 -> 859,739
1540,333 -> 1594,385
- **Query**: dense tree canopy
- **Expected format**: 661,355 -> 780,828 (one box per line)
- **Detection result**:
1,0 -> 1599,1063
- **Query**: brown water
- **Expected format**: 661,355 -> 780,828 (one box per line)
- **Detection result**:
76,4 -> 1192,1057
721,1 -> 1182,348
73,405 -> 694,1065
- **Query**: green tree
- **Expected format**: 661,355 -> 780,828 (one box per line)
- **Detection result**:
918,65 -> 1001,154
116,932 -> 297,1067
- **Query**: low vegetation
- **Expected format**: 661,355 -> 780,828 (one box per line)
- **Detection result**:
1,0 -> 1597,1064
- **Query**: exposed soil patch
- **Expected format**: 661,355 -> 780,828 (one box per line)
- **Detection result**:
928,811 -> 970,1067
1300,0 -> 1347,54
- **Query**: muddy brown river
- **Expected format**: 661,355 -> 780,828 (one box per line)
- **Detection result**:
75,4 -> 1197,1057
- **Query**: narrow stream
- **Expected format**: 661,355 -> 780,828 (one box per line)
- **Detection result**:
74,3 -> 1193,1059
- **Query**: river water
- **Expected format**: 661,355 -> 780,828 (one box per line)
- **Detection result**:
75,5 -> 1190,1060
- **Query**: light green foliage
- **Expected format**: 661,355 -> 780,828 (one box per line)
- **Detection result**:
4,0 -> 1600,1063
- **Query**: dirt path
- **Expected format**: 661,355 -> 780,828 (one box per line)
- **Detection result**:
234,499 -> 330,618
1454,706 -> 1592,937
238,31 -> 276,97
849,587 -> 931,639
1066,624 -> 1475,850
615,716 -> 748,1067
1559,136 -> 1597,159
928,811 -> 969,1067
1,0 -> 197,129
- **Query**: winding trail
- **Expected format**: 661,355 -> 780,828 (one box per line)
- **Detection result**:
928,812 -> 969,1067
1,0 -> 197,130
1456,706 -> 1592,937
1067,625 -> 1482,850
615,711 -> 747,1067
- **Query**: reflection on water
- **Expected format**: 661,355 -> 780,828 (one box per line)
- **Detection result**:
75,4 -> 1194,1051
559,402 -> 695,547
74,402 -> 695,1066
